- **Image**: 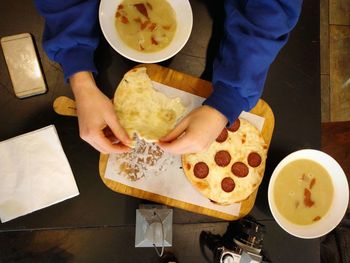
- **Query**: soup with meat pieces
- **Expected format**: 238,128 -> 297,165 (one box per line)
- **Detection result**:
274,159 -> 334,225
115,0 -> 177,52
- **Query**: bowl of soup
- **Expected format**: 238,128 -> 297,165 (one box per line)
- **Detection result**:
268,149 -> 349,239
99,0 -> 193,63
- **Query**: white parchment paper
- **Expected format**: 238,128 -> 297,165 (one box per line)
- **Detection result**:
105,82 -> 265,216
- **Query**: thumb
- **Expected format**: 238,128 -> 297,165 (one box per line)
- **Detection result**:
106,116 -> 132,146
160,118 -> 189,142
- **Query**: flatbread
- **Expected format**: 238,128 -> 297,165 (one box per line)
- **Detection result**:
182,118 -> 268,205
114,67 -> 185,143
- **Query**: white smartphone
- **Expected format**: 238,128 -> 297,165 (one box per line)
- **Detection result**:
1,33 -> 47,98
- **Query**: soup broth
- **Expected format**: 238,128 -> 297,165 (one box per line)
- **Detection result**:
274,159 -> 333,225
115,0 -> 177,52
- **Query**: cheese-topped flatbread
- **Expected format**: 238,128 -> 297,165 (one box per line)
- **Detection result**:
182,118 -> 268,205
114,67 -> 185,142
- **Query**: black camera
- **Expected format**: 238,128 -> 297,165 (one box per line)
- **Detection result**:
200,216 -> 268,263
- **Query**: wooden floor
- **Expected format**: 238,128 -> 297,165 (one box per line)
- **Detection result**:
320,2 -> 350,262
320,0 -> 350,181
321,0 -> 350,122
321,121 -> 350,184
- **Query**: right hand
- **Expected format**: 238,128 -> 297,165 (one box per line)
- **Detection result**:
158,105 -> 228,154
70,71 -> 132,154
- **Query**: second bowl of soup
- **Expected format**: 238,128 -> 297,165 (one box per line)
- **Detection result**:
268,149 -> 349,239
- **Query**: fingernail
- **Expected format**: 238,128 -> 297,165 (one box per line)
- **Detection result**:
111,139 -> 121,145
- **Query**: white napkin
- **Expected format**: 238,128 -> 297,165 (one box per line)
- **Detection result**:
0,125 -> 79,223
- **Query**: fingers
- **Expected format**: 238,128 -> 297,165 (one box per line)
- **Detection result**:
157,118 -> 191,154
158,125 -> 210,154
93,129 -> 131,154
158,106 -> 228,155
76,95 -> 132,153
160,117 -> 189,142
158,136 -> 192,154
103,127 -> 120,144
81,127 -> 131,154
94,116 -> 132,153
159,133 -> 210,155
71,79 -> 133,154
105,114 -> 132,146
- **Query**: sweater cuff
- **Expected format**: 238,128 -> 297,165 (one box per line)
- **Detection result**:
55,46 -> 97,82
203,86 -> 249,125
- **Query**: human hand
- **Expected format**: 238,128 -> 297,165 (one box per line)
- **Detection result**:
157,105 -> 228,154
70,72 -> 132,154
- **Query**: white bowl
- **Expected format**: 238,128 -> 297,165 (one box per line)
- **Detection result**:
268,149 -> 349,239
99,0 -> 193,63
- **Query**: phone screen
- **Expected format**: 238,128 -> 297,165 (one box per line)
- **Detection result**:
1,33 -> 46,98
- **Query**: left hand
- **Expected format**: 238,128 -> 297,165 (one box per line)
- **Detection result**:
157,105 -> 228,154
70,71 -> 132,154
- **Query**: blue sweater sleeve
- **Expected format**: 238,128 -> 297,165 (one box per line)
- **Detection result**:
34,0 -> 100,82
203,0 -> 302,124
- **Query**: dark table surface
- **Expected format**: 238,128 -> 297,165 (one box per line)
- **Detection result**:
0,0 -> 320,262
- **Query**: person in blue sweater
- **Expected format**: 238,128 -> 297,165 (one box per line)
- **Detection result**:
34,0 -> 302,154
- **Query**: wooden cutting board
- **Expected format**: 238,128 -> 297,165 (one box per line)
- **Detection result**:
53,64 -> 274,220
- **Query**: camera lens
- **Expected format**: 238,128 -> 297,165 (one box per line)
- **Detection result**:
222,216 -> 264,255
235,218 -> 264,251
222,254 -> 235,263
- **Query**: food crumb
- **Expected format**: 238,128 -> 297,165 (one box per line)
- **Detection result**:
115,138 -> 175,181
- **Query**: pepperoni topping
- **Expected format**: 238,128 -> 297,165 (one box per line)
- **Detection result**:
193,162 -> 209,179
216,128 -> 228,143
228,119 -> 240,132
214,150 -> 231,167
231,162 -> 249,177
248,152 -> 262,167
221,177 -> 235,192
